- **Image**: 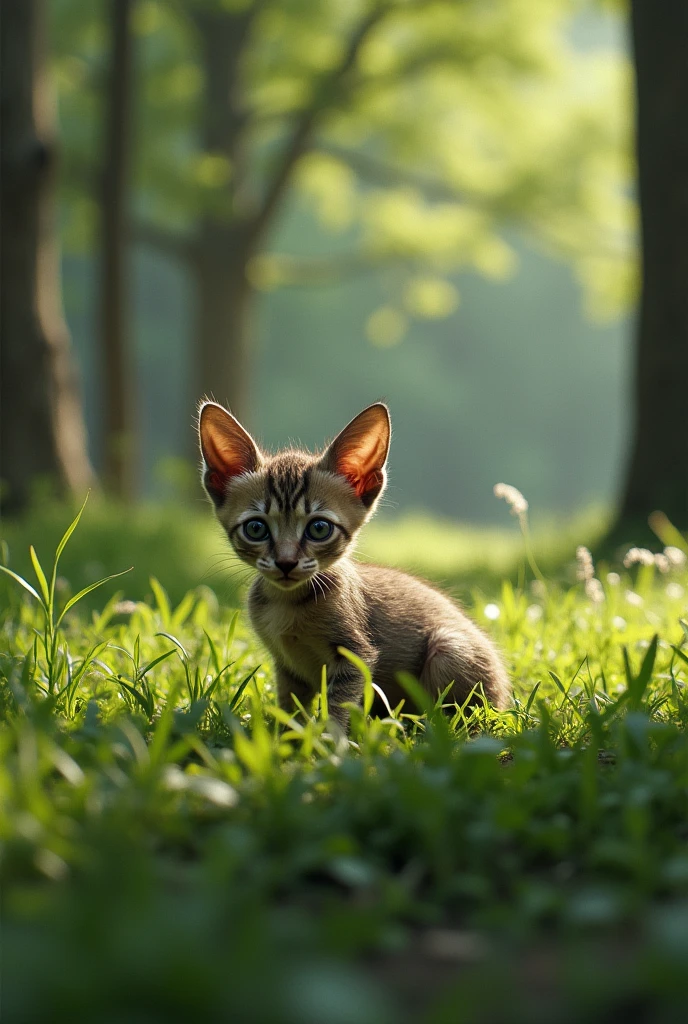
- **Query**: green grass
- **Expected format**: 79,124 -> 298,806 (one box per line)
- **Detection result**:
1,501 -> 688,1022
361,505 -> 611,582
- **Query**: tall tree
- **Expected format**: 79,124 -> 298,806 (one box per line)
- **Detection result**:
613,0 -> 688,535
0,0 -> 94,515
52,0 -> 630,453
100,0 -> 135,499
128,0 -> 630,428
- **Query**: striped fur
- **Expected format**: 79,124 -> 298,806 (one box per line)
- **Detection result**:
199,402 -> 511,731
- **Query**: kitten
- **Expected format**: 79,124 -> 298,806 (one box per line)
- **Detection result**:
199,401 -> 510,731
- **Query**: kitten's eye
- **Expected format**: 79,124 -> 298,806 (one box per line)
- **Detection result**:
305,518 -> 334,542
243,519 -> 269,542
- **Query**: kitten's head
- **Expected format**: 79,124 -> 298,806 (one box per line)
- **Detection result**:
198,402 -> 390,592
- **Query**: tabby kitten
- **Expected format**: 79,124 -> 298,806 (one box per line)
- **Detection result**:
199,401 -> 510,730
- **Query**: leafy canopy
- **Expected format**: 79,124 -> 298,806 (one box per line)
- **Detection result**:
52,0 -> 634,334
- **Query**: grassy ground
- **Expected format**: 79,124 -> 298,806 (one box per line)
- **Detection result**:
1,500 -> 688,1022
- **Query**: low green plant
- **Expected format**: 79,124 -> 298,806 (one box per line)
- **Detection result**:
0,494 -> 131,709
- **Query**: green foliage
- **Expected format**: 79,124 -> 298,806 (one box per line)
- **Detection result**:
0,496 -> 243,609
51,0 -> 634,326
0,494 -> 131,704
2,505 -> 688,1019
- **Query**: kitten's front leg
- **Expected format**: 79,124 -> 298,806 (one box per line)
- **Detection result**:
276,665 -> 314,719
327,645 -> 378,733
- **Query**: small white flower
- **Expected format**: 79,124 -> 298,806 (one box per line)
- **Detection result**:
612,616 -> 627,630
654,553 -> 671,574
493,483 -> 528,516
585,578 -> 605,604
576,546 -> 595,582
526,604 -> 543,623
664,546 -> 687,568
114,600 -> 138,615
623,547 -> 655,568
530,579 -> 547,599
606,572 -> 621,586
625,590 -> 643,607
484,603 -> 501,620
666,582 -> 684,600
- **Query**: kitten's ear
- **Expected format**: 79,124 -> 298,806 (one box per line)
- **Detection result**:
320,403 -> 390,508
198,402 -> 261,506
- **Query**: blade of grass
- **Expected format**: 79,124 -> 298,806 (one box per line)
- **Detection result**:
50,491 -> 90,608
135,648 -> 177,683
228,666 -> 261,712
337,647 -> 374,717
396,671 -> 434,717
320,664 -> 329,721
524,680 -> 542,717
148,682 -> 182,766
29,547 -> 50,606
150,577 -> 171,627
56,568 -> 133,627
628,634 -> 659,711
204,629 -> 222,677
204,662 -> 233,700
225,610 -> 240,658
155,632 -> 189,661
0,565 -> 44,606
112,678 -> 155,717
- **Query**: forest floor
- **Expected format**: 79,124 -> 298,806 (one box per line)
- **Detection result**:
1,500 -> 688,1023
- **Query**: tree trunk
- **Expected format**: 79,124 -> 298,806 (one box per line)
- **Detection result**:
0,0 -> 94,515
615,1 -> 688,536
193,224 -> 253,425
100,0 -> 134,499
187,11 -> 257,437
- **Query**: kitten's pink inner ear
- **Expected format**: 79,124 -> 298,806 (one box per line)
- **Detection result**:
324,404 -> 390,507
199,404 -> 260,501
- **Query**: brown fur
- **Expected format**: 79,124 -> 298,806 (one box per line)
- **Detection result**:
199,401 -> 511,731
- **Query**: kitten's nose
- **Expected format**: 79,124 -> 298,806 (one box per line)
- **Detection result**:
275,560 -> 298,578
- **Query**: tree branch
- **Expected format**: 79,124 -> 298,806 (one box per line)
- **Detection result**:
248,4 -> 392,245
250,249 -> 422,288
129,220 -> 195,264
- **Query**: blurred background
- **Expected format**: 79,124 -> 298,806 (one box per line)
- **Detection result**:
1,0 -> 686,598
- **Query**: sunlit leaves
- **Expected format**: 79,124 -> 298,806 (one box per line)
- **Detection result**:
295,152 -> 358,230
403,276 -> 459,318
132,0 -> 166,36
472,237 -> 517,280
51,0 -> 634,317
192,153 -> 233,190
364,190 -> 489,264
366,305 -> 407,346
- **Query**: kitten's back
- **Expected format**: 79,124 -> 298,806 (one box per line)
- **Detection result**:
354,562 -> 510,711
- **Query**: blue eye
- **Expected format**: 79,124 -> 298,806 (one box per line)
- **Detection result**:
243,519 -> 269,542
305,519 -> 334,542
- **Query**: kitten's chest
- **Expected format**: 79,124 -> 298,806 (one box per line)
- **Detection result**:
274,632 -> 330,682
249,595 -> 333,681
